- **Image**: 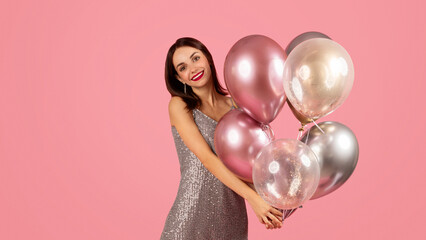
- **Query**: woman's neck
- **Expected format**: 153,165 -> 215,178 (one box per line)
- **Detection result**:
192,81 -> 222,109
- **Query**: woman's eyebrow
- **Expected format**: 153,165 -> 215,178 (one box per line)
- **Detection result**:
176,52 -> 199,69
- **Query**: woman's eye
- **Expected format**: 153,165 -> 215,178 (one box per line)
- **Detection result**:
193,56 -> 200,61
180,66 -> 186,71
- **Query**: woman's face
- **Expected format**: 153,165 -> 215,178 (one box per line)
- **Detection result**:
172,46 -> 212,88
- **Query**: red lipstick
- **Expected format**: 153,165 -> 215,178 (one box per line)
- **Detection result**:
191,71 -> 204,81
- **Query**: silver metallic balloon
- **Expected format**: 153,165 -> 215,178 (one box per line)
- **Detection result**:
214,108 -> 274,182
224,34 -> 287,124
300,121 -> 359,200
283,38 -> 354,121
252,139 -> 320,209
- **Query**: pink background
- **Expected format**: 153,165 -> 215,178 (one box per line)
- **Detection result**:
1,0 -> 425,239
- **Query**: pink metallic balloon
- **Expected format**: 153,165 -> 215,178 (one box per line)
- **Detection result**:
224,35 -> 286,124
214,108 -> 274,182
252,139 -> 320,209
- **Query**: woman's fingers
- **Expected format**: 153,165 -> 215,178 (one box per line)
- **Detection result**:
271,207 -> 284,217
262,216 -> 274,229
267,212 -> 282,228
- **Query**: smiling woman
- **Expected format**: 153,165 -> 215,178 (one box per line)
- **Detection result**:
173,47 -> 210,84
190,69 -> 204,81
164,37 -> 227,112
160,37 -> 283,240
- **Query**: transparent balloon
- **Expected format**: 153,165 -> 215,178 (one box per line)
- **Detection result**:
252,139 -> 320,209
283,38 -> 354,121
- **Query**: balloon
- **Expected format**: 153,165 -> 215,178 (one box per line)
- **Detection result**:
252,139 -> 320,209
283,38 -> 354,121
248,180 -> 298,220
214,108 -> 274,182
300,121 -> 359,199
283,208 -> 298,219
287,99 -> 312,126
284,32 -> 331,125
224,34 -> 286,124
285,31 -> 331,57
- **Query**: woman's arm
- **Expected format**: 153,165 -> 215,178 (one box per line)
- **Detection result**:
169,96 -> 283,229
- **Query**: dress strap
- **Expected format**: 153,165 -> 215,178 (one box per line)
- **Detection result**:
230,97 -> 238,109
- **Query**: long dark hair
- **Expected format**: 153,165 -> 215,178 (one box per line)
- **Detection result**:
165,37 -> 228,111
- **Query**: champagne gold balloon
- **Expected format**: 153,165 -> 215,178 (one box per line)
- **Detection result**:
287,99 -> 312,126
283,38 -> 354,120
284,32 -> 330,125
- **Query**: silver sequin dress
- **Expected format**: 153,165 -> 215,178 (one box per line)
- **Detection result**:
161,103 -> 248,240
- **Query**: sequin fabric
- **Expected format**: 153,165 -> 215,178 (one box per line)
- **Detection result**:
161,102 -> 248,240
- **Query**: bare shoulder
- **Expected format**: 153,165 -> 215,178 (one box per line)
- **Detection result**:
169,96 -> 186,111
168,96 -> 192,127
167,96 -> 215,163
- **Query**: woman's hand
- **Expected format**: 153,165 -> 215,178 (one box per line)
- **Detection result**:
247,194 -> 283,229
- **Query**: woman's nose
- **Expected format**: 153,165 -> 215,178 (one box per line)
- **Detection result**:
190,66 -> 198,74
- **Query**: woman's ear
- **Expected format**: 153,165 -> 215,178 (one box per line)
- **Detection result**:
175,74 -> 183,83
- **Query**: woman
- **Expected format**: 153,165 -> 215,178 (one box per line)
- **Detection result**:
161,37 -> 283,240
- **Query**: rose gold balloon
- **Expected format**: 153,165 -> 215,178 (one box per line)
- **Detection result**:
224,35 -> 286,124
252,139 -> 320,209
214,108 -> 274,182
284,31 -> 331,58
283,38 -> 354,120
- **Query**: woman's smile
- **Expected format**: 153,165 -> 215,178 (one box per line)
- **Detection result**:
191,70 -> 204,81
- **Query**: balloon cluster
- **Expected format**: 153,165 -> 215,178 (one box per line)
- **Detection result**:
214,32 -> 359,214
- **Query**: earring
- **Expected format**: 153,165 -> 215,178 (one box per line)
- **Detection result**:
184,83 -> 187,94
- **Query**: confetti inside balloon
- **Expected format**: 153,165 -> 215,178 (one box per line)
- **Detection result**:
252,139 -> 320,209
